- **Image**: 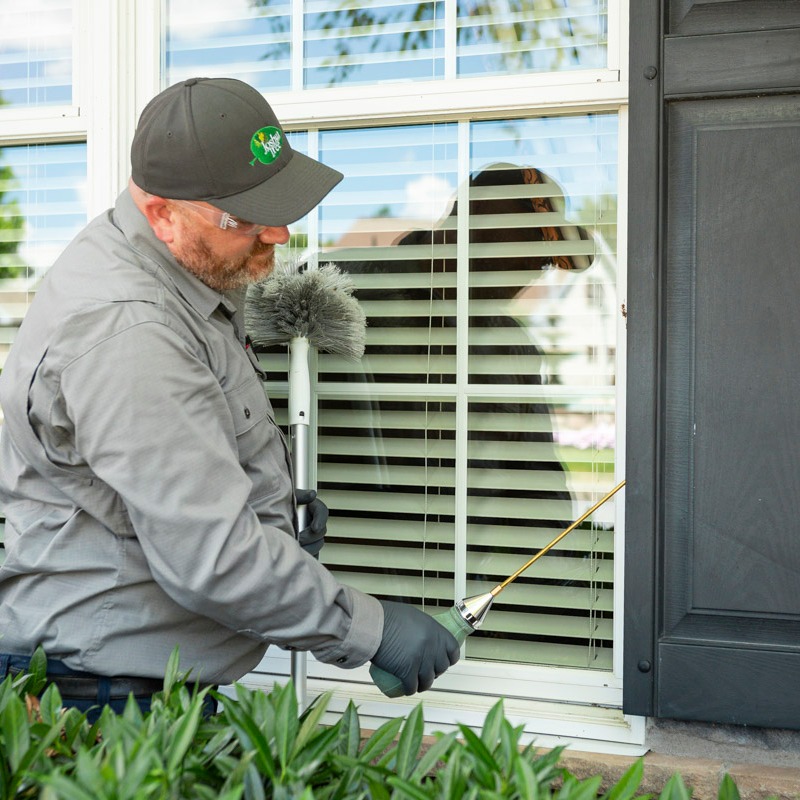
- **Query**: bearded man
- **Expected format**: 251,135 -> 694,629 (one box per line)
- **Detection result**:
0,77 -> 458,720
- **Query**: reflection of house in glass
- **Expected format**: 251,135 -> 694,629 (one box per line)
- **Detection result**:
333,217 -> 436,249
325,162 -> 617,507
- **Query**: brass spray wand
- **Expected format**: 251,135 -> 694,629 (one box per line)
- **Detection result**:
370,479 -> 626,697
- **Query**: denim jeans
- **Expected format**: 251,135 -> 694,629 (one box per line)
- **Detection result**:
0,653 -> 216,723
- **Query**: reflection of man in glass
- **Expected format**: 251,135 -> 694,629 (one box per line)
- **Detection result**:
325,162 -> 595,650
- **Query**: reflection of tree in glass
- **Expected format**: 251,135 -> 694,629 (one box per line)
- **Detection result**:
250,0 -> 437,84
0,98 -> 26,281
249,0 -> 601,85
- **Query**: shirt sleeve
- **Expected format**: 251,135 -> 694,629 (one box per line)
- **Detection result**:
56,315 -> 383,668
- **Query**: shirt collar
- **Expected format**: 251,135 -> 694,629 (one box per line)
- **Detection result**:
113,188 -> 237,320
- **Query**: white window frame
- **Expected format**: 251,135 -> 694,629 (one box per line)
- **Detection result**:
0,0 -> 643,754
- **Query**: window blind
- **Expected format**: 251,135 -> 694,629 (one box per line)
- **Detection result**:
164,1 -> 607,90
0,143 -> 87,373
457,0 -> 608,76
256,114 -> 619,671
0,0 -> 73,107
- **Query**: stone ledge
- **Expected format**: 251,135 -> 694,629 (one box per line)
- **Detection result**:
555,749 -> 800,800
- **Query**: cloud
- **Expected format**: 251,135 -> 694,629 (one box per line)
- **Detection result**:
401,174 -> 455,224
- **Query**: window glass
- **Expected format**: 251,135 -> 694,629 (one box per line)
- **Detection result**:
256,114 -> 618,670
304,1 -> 446,88
0,142 -> 87,372
457,0 -> 608,77
164,1 -> 608,91
165,0 -> 292,90
0,1 -> 73,108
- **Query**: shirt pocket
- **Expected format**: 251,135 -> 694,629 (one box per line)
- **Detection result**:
225,375 -> 270,438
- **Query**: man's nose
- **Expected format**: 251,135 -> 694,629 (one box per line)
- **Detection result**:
258,225 -> 290,244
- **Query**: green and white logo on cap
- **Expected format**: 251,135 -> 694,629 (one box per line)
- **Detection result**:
249,126 -> 282,166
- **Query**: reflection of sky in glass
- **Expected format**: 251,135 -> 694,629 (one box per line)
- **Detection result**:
166,0 -> 292,90
0,1 -> 72,107
317,124 -> 458,247
164,0 -> 606,91
0,143 -> 87,277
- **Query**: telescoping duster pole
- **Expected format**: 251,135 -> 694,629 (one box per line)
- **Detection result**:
246,263 -> 367,709
369,479 -> 626,697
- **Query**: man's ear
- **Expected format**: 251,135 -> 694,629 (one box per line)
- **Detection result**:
139,194 -> 178,243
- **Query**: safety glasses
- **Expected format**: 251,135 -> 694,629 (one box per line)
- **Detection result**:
172,200 -> 268,236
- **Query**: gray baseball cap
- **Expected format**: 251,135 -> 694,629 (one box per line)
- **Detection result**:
131,77 -> 343,226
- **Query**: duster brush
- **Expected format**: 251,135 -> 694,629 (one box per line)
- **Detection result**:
246,262 -> 366,708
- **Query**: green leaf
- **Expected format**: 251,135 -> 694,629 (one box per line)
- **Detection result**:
512,755 -> 539,800
223,698 -> 278,780
294,691 -> 332,756
659,774 -> 693,800
26,646 -> 49,697
359,716 -> 404,763
337,701 -> 362,758
718,774 -> 741,800
387,773 -> 432,800
167,692 -> 205,773
603,758 -> 645,800
162,645 -> 181,697
457,723 -> 500,776
38,683 -> 65,725
38,773 -> 100,800
480,700 -> 504,751
367,776 -> 391,800
275,680 -> 299,771
568,774 -> 605,800
394,703 -> 425,779
411,731 -> 457,782
1,692 -> 30,772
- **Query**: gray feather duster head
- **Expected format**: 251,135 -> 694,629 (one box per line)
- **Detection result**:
245,263 -> 367,360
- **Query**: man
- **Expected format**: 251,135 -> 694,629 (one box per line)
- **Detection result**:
0,77 -> 459,718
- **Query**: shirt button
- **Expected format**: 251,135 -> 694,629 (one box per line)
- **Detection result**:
244,407 -> 251,418
336,656 -> 348,664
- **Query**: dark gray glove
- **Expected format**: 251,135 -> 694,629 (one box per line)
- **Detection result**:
295,488 -> 328,558
371,599 -> 461,695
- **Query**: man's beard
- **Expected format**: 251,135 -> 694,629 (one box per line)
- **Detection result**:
172,236 -> 276,292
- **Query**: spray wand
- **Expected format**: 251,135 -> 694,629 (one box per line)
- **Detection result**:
369,479 -> 626,697
246,263 -> 367,708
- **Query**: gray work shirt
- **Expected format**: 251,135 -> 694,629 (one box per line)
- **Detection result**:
0,189 -> 382,684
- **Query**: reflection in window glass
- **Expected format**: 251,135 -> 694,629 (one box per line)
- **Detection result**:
457,0 -> 608,76
0,143 -> 87,371
250,115 -> 619,670
165,0 -> 292,90
0,1 -> 73,107
464,116 -> 617,667
164,0 -> 607,91
304,1 -> 445,88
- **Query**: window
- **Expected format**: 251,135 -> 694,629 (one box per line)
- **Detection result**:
0,144 -> 87,370
0,1 -> 73,108
261,114 -> 618,675
2,0 -> 637,751
164,3 -> 626,707
165,0 -> 608,89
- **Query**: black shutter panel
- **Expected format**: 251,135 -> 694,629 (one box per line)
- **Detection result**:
625,1 -> 800,727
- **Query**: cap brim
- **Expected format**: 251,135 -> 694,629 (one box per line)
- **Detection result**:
211,151 -> 343,227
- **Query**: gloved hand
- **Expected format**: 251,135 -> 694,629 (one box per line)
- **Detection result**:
295,488 -> 328,558
371,599 -> 461,695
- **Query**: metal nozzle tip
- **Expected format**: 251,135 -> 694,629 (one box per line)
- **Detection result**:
456,592 -> 494,629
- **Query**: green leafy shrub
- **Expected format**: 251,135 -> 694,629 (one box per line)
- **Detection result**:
0,651 -> 747,799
